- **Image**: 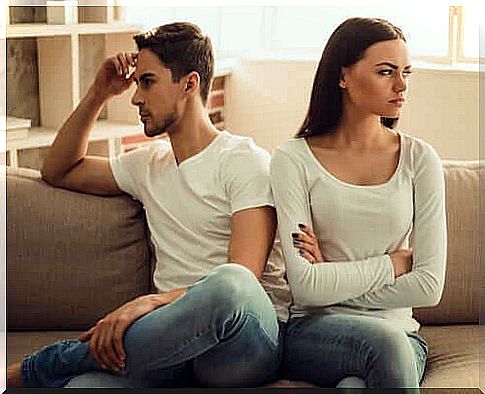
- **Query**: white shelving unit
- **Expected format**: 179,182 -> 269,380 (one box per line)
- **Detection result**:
6,7 -> 144,168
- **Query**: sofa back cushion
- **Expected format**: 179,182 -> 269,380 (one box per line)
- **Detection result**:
413,160 -> 480,325
7,167 -> 153,330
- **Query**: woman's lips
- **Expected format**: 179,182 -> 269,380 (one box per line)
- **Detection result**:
389,98 -> 405,107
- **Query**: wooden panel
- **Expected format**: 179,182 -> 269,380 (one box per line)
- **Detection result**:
7,38 -> 40,126
37,35 -> 77,129
79,34 -> 107,118
104,32 -> 140,124
7,23 -> 141,38
9,6 -> 46,24
78,5 -> 115,24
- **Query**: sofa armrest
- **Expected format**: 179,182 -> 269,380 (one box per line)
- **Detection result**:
7,167 -> 154,330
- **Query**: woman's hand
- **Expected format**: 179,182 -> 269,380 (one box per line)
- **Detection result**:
292,223 -> 325,264
389,248 -> 413,278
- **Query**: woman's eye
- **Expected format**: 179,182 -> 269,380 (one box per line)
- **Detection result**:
403,71 -> 413,78
378,69 -> 393,76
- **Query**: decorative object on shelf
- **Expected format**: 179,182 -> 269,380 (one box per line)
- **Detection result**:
6,116 -> 31,142
46,0 -> 78,25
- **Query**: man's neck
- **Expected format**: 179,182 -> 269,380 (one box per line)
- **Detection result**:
169,104 -> 220,165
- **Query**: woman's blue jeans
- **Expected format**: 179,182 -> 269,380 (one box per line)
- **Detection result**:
20,264 -> 284,388
283,314 -> 428,390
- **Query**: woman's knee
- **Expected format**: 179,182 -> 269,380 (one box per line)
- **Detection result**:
365,325 -> 419,387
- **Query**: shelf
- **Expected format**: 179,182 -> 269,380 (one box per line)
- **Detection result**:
7,23 -> 142,38
6,120 -> 143,151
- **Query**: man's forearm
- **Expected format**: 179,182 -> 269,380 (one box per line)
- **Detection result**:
41,85 -> 109,183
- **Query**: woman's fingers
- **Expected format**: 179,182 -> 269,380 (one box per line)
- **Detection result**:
293,238 -> 317,259
292,230 -> 316,246
292,224 -> 325,263
298,249 -> 316,264
298,223 -> 317,239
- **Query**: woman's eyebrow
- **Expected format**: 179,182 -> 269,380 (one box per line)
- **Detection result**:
375,62 -> 412,69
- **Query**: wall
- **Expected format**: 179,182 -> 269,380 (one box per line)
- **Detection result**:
225,58 -> 480,160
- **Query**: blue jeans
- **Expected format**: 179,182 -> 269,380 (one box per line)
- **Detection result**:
21,264 -> 284,388
283,314 -> 428,390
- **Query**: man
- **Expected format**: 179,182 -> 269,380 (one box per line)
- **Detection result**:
7,22 -> 290,388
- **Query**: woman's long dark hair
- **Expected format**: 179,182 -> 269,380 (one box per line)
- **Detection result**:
296,17 -> 406,138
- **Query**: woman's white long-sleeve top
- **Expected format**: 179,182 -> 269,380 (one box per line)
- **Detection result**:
270,132 -> 447,332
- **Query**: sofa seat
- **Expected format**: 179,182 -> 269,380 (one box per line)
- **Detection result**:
419,325 -> 479,388
8,324 -> 479,388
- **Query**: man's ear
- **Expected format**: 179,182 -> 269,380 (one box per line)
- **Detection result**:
184,71 -> 200,95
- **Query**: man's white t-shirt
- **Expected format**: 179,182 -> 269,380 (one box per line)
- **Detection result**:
109,130 -> 290,322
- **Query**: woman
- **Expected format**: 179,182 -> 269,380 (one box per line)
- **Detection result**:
270,17 -> 446,389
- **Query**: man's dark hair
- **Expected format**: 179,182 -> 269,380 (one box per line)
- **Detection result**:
297,17 -> 406,138
133,22 -> 214,105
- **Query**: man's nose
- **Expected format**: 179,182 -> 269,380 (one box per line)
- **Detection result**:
131,87 -> 143,107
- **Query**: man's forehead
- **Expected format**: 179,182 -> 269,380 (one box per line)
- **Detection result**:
134,49 -> 170,77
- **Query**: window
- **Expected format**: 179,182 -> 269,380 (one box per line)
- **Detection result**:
271,6 -> 450,59
122,5 -> 480,65
460,4 -> 480,60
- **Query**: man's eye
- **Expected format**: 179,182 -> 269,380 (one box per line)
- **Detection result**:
403,70 -> 413,78
142,79 -> 153,86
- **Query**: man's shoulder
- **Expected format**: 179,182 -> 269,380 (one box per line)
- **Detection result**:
218,130 -> 270,161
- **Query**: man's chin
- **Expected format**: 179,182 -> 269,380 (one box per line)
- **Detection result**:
144,127 -> 167,138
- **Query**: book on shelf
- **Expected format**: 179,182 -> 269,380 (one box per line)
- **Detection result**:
5,116 -> 31,142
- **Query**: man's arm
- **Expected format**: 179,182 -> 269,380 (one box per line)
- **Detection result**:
228,206 -> 277,279
41,52 -> 137,196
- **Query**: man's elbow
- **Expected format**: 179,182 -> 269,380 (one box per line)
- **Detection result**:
40,167 -> 59,186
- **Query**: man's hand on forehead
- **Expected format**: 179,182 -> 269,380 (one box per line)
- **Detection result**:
115,52 -> 138,79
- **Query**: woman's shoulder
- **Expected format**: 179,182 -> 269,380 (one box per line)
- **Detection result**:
272,138 -> 308,160
398,130 -> 442,172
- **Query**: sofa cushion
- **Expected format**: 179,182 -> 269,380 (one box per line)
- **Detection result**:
413,161 -> 481,325
9,325 -> 478,388
419,324 -> 479,388
7,167 -> 153,330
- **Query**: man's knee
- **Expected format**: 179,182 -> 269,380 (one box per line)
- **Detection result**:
200,264 -> 279,343
203,264 -> 266,308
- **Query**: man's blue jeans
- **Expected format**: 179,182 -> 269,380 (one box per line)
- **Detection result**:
283,314 -> 428,390
20,264 -> 284,388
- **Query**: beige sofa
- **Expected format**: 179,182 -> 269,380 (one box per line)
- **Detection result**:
5,161 -> 482,389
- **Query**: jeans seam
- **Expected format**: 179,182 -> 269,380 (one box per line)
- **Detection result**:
244,311 -> 279,350
21,355 -> 32,387
140,325 -> 216,372
138,311 -> 278,373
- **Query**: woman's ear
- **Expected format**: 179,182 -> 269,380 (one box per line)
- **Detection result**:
339,67 -> 348,89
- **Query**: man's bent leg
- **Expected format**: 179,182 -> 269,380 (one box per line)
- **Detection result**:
20,339 -> 101,387
19,263 -> 280,387
64,372 -> 134,388
123,263 -> 281,386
